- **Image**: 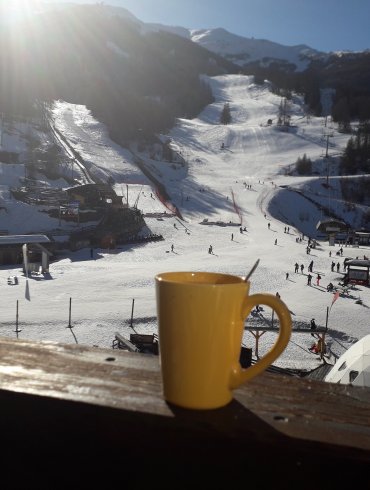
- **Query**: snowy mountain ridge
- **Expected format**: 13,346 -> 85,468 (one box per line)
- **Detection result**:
4,2 -> 369,76
94,5 -> 370,73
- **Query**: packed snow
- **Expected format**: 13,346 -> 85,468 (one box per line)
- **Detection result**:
0,74 -> 369,376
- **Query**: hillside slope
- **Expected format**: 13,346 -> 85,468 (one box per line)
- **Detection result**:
2,74 -> 370,375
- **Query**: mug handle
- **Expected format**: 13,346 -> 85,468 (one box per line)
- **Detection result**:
230,293 -> 292,389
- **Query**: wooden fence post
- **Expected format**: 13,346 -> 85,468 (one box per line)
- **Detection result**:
130,299 -> 135,328
68,297 -> 72,328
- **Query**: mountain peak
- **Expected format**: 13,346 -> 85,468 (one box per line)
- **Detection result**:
188,27 -> 322,72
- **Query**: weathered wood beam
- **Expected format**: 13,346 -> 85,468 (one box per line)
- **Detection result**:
0,336 -> 369,487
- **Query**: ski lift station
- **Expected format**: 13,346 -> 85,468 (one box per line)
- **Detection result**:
0,234 -> 52,273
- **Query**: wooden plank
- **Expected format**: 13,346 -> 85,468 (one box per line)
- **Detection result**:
113,332 -> 139,352
245,326 -> 327,333
0,336 -> 368,487
0,336 -> 367,446
130,333 -> 155,343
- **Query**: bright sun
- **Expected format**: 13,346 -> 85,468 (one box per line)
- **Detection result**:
1,0 -> 40,20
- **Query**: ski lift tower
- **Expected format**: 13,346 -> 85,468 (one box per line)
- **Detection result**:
323,130 -> 334,186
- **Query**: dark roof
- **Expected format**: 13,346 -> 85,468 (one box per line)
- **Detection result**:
0,235 -> 50,245
66,184 -> 116,195
346,259 -> 370,267
65,184 -> 120,203
316,219 -> 348,231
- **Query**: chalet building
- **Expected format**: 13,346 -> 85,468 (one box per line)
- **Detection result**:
65,184 -> 123,209
62,184 -> 145,250
4,184 -> 151,258
64,184 -> 146,250
352,230 -> 370,246
69,206 -> 145,250
59,184 -> 128,225
344,259 -> 370,286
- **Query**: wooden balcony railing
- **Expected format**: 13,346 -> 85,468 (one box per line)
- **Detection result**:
0,336 -> 369,489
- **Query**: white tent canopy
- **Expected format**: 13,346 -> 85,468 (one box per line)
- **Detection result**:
325,335 -> 370,387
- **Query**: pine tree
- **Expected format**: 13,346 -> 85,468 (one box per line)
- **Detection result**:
278,97 -> 291,126
220,103 -> 231,125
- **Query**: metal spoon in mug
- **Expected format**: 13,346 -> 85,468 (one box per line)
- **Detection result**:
244,258 -> 260,282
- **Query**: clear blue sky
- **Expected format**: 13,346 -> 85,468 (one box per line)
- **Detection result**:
46,0 -> 370,52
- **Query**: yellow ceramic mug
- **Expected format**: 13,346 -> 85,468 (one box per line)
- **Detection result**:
155,271 -> 292,410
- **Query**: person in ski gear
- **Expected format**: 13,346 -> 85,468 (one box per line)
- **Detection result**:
310,318 -> 317,336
